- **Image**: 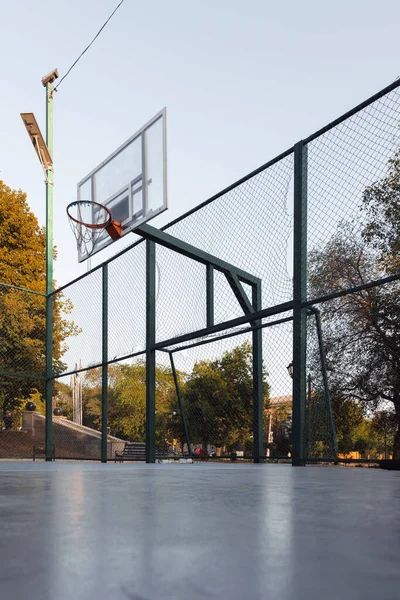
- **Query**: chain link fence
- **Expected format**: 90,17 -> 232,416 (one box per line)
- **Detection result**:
1,79 -> 400,463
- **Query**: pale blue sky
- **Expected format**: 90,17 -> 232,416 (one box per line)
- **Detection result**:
1,0 -> 400,285
2,0 -> 400,397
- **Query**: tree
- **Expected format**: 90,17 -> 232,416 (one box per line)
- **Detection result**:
183,342 -> 270,453
80,362 -> 180,444
112,362 -> 147,440
184,359 -> 229,450
362,150 -> 400,274
308,151 -> 400,457
332,394 -> 364,455
154,363 -> 185,448
371,410 -> 397,459
0,181 -> 78,419
54,380 -> 73,420
71,342 -> 269,456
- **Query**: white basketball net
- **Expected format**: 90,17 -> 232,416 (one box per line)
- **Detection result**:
68,201 -> 110,258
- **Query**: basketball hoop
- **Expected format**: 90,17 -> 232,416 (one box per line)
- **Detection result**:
66,200 -> 122,258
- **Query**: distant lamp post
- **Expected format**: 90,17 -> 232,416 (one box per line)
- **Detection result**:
286,362 -> 294,379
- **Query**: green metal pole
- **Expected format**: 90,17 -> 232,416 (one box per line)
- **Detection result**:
45,81 -> 54,461
252,282 -> 264,463
101,264 -> 108,462
146,240 -> 156,463
169,352 -> 192,458
307,373 -> 312,458
206,264 -> 214,328
292,141 -> 308,467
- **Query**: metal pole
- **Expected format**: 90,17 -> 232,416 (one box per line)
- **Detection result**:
101,264 -> 108,462
169,352 -> 192,457
206,264 -> 214,328
146,240 -> 156,463
45,81 -> 54,461
292,141 -> 308,466
313,308 -> 338,461
252,282 -> 264,463
307,373 -> 312,458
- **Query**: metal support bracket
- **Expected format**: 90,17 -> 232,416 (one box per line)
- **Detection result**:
225,271 -> 254,315
136,223 -> 260,287
307,306 -> 338,461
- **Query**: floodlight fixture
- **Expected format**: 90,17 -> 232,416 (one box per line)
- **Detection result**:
287,362 -> 294,379
41,68 -> 59,87
20,112 -> 53,170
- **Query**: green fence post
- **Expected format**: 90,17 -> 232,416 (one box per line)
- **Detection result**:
101,263 -> 108,463
292,141 -> 308,467
206,264 -> 214,328
252,282 -> 264,463
146,240 -> 156,463
45,80 -> 54,461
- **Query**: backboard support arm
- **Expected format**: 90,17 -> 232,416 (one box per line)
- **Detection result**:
136,223 -> 262,464
136,223 -> 259,316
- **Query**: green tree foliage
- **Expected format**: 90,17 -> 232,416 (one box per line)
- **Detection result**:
112,363 -> 147,440
183,342 -> 270,452
54,380 -> 73,420
333,395 -> 364,455
308,152 -> 400,458
0,181 -> 78,417
81,362 -> 179,443
370,410 -> 397,458
362,150 -> 400,273
79,342 -> 269,456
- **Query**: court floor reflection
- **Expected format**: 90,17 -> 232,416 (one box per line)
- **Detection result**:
0,462 -> 398,600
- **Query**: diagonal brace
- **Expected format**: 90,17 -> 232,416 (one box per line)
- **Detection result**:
224,271 -> 254,315
136,223 -> 260,287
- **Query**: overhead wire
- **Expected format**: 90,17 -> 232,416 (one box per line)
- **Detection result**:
54,0 -> 126,91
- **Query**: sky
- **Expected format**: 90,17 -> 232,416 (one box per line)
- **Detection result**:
1,0 -> 400,396
1,0 -> 400,284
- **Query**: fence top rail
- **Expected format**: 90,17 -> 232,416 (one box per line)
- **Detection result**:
0,281 -> 46,297
51,77 -> 400,297
50,348 -> 147,381
303,77 -> 400,144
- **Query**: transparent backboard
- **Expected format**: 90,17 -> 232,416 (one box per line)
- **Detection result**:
76,108 -> 167,262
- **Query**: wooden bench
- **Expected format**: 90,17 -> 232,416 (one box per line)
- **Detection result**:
115,442 -> 170,462
33,443 -> 55,461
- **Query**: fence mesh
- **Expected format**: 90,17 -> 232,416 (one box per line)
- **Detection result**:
108,356 -> 147,461
2,81 -> 400,462
307,85 -> 400,298
163,153 -> 294,322
161,333 -> 255,460
262,317 -> 293,459
53,270 -> 103,376
306,86 -> 400,462
308,284 -> 400,461
0,284 -> 46,378
108,244 -> 147,359
306,313 -> 336,460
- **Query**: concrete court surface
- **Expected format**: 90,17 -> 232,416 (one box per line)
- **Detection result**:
0,462 -> 399,600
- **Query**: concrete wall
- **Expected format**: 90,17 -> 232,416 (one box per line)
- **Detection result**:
22,412 -> 127,459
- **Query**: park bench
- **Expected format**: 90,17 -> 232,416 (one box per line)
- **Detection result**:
33,443 -> 55,461
115,442 -> 170,462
